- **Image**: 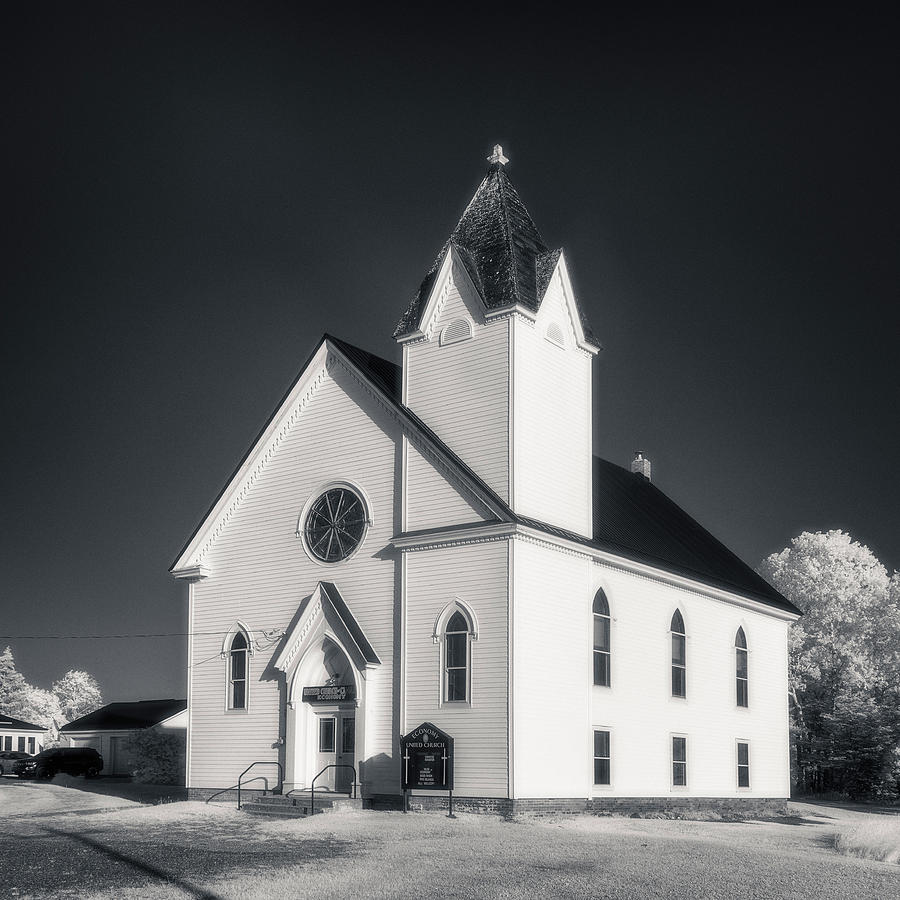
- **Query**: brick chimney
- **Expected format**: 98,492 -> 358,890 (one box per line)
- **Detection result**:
631,451 -> 651,481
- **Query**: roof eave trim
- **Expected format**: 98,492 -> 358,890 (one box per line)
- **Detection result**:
513,522 -> 800,621
169,339 -> 331,573
550,251 -> 601,355
399,245 -> 487,343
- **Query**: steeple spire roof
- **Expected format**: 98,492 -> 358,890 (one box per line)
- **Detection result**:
394,147 -> 597,344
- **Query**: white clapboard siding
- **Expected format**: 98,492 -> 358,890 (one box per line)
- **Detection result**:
404,440 -> 492,532
405,281 -> 510,503
189,359 -> 401,792
512,282 -> 592,537
512,539 -> 594,798
589,565 -> 791,798
404,541 -> 509,798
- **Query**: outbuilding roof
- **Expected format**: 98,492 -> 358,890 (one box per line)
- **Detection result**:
0,713 -> 47,732
61,699 -> 187,733
394,159 -> 597,344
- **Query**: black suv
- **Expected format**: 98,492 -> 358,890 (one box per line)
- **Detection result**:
14,747 -> 104,779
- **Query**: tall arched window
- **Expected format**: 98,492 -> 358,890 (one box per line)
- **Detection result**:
228,632 -> 249,710
735,627 -> 748,707
444,611 -> 472,703
671,610 -> 686,697
593,589 -> 611,687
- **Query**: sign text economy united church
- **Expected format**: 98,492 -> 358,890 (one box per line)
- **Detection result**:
401,722 -> 454,791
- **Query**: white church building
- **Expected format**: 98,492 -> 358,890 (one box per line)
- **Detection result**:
171,147 -> 800,814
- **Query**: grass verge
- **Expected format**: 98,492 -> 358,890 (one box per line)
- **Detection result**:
834,818 -> 900,864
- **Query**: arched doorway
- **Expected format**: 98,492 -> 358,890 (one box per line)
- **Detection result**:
286,637 -> 358,792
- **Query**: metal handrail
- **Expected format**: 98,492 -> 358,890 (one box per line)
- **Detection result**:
308,764 -> 357,816
210,760 -> 283,809
204,774 -> 274,806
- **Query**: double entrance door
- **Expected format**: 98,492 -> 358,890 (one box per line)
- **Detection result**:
313,711 -> 355,793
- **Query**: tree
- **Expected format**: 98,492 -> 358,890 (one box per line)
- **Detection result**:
760,530 -> 900,798
52,670 -> 103,722
0,646 -> 32,720
19,686 -> 64,740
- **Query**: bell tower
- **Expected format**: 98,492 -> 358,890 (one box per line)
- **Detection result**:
395,147 -> 600,537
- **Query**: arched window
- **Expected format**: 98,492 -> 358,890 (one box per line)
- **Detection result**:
443,610 -> 472,703
593,589 -> 611,687
735,627 -> 748,707
228,632 -> 249,710
671,610 -> 686,697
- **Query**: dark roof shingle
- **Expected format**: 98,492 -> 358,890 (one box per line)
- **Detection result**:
394,163 -> 597,344
339,338 -> 794,614
0,713 -> 47,732
61,699 -> 187,733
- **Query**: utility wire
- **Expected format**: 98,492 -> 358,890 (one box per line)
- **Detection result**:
0,629 -> 286,640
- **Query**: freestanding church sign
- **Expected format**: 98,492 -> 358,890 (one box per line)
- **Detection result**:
401,722 -> 454,796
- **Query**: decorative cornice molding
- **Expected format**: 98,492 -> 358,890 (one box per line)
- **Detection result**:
393,518 -> 796,622
274,597 -> 323,674
588,553 -> 799,622
178,350 -> 331,569
170,564 -> 210,581
392,521 -> 516,552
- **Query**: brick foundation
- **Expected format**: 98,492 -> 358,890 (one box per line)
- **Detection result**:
197,788 -> 787,819
188,787 -> 273,803
367,794 -> 787,819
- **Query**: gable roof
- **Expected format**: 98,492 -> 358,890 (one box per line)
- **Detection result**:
0,713 -> 47,732
336,339 -> 795,614
60,699 -> 187,733
171,332 -> 796,616
394,161 -> 598,345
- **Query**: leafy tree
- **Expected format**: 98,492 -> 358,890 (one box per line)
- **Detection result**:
760,530 -> 900,798
52,670 -> 103,722
0,647 -> 103,742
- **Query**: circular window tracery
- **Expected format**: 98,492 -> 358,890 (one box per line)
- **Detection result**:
303,487 -> 367,563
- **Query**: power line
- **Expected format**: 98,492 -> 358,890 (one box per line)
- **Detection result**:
0,629 -> 286,641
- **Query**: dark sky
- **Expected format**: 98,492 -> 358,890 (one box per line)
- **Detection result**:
2,3 -> 898,702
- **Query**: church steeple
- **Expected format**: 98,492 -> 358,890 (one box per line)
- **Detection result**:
394,146 -> 597,345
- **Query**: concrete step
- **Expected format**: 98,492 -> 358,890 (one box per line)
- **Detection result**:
243,792 -> 362,818
242,801 -> 314,818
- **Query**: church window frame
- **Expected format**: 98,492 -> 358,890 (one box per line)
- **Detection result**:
222,622 -> 254,713
593,729 -> 611,787
434,601 -> 477,705
592,589 -> 611,687
670,610 -> 686,698
736,740 -> 751,789
735,627 -> 749,708
439,317 -> 474,346
298,481 -> 372,566
227,632 -> 250,712
671,734 -> 688,789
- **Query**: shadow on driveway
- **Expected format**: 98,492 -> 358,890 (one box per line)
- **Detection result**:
43,826 -> 224,900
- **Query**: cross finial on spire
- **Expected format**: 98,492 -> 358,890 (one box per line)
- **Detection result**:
487,144 -> 509,166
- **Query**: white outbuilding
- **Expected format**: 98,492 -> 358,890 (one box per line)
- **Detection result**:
171,148 -> 800,814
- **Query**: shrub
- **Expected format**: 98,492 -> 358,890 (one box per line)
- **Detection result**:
121,726 -> 186,785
